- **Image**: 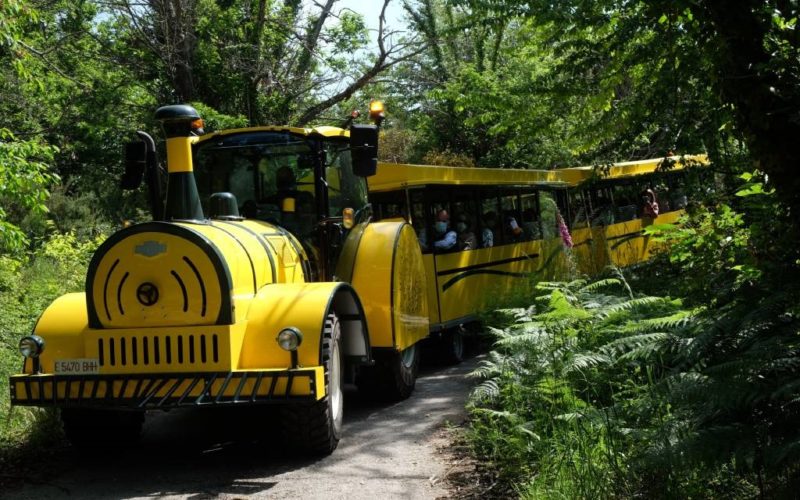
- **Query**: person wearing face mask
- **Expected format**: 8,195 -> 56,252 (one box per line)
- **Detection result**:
456,213 -> 477,250
481,211 -> 497,248
432,209 -> 458,252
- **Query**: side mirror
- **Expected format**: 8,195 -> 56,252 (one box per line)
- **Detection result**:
121,141 -> 146,189
350,124 -> 378,177
121,132 -> 164,221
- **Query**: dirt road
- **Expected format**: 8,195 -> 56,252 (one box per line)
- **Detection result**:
4,356 -> 479,499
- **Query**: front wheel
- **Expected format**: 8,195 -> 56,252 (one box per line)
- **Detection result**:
280,313 -> 343,455
357,343 -> 420,401
61,408 -> 144,449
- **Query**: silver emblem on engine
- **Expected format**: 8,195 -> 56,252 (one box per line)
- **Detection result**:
135,240 -> 167,257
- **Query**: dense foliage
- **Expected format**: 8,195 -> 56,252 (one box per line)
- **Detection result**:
1,1 -> 799,496
470,173 -> 800,496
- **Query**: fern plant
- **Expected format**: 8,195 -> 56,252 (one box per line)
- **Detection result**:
465,267 -> 800,498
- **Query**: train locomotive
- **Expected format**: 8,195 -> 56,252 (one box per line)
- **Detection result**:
9,103 -> 429,455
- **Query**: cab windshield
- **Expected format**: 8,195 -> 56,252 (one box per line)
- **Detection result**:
193,131 -> 368,239
195,132 -> 320,243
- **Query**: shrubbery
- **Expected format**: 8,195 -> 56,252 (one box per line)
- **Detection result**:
468,178 -> 800,497
0,231 -> 104,459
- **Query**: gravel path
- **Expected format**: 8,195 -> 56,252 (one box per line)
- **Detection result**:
4,356 -> 479,499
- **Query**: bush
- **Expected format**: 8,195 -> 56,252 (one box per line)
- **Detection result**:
0,231 -> 104,461
470,176 -> 800,497
468,273 -> 779,497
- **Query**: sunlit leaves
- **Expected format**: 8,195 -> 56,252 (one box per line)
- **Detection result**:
0,130 -> 58,252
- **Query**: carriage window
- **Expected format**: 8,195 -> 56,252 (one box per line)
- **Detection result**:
371,191 -> 407,221
587,186 -> 615,226
539,191 -> 558,239
520,190 -> 541,240
568,190 -> 589,229
477,189 -> 500,248
612,182 -> 639,222
500,190 -> 523,243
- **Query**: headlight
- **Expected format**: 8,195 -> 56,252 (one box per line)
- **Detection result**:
19,335 -> 45,358
276,327 -> 303,351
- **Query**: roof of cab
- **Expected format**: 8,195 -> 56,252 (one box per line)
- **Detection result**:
195,125 -> 349,144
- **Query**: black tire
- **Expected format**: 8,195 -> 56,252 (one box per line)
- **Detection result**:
440,329 -> 465,365
357,343 -> 420,401
61,408 -> 144,449
280,313 -> 343,455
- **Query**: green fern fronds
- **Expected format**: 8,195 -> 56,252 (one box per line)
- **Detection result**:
471,379 -> 502,403
597,296 -> 666,318
564,352 -> 613,373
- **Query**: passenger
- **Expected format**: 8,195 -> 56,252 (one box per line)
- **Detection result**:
481,211 -> 497,248
506,216 -> 524,241
431,209 -> 457,252
521,208 -> 540,240
455,214 -> 477,250
641,188 -> 659,218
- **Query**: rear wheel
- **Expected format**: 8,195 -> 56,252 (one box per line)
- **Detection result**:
61,408 -> 144,448
280,313 -> 343,455
357,343 -> 420,401
440,328 -> 465,365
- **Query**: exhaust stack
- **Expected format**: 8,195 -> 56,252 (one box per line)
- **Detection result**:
155,104 -> 204,221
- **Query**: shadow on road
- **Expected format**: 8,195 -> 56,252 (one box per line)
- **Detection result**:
4,353 -> 480,499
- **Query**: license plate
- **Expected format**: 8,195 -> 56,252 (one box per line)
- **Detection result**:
54,359 -> 100,375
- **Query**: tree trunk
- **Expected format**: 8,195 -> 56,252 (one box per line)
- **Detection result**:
702,0 -> 800,220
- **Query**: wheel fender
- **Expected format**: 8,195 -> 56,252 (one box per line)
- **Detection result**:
27,293 -> 90,373
240,282 -> 370,370
338,221 -> 429,350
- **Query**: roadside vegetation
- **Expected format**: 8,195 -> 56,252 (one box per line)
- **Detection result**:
468,172 -> 800,497
1,1 -> 799,497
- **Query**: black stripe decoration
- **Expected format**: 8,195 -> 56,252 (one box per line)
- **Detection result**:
171,270 -> 189,312
208,222 -> 257,295
609,231 -> 646,250
282,232 -> 310,282
573,238 -> 593,248
117,271 -> 129,316
606,229 -> 645,242
388,223 -> 406,347
183,257 -> 207,317
216,220 -> 277,285
86,221 -> 234,328
9,371 -> 321,408
569,229 -> 646,249
102,259 -> 120,321
436,254 -> 538,277
442,269 -> 529,291
532,247 -> 566,278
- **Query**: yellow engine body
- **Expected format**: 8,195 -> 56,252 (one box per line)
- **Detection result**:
9,217 -> 406,409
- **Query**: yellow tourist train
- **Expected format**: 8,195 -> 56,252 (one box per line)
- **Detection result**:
8,101 -> 706,454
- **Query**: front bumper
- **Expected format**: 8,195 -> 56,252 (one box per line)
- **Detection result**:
9,367 -> 324,410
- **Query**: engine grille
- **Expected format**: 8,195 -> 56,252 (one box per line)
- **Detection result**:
97,334 -> 220,367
